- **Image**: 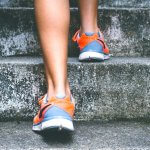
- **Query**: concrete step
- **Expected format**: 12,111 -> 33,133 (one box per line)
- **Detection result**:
73,0 -> 150,8
0,0 -> 33,7
0,0 -> 150,8
0,8 -> 150,57
99,0 -> 150,8
0,121 -> 150,149
0,56 -> 150,121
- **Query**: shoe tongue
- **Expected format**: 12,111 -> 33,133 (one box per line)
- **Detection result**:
43,94 -> 48,104
56,93 -> 66,99
85,32 -> 95,36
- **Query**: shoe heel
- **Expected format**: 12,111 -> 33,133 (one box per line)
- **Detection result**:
42,118 -> 74,131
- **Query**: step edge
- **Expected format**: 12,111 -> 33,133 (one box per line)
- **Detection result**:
0,57 -> 150,66
0,7 -> 150,11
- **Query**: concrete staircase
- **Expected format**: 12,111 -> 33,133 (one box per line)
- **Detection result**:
0,0 -> 150,149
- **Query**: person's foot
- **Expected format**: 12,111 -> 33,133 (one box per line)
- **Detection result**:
72,29 -> 110,62
32,94 -> 75,132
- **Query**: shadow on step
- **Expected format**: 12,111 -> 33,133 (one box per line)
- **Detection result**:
34,129 -> 74,144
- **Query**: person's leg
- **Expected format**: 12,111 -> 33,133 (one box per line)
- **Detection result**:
78,0 -> 99,33
44,60 -> 71,98
33,0 -> 75,132
35,0 -> 70,99
72,0 -> 110,61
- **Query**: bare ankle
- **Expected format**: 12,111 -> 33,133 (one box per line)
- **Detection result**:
80,26 -> 99,34
54,87 -> 71,99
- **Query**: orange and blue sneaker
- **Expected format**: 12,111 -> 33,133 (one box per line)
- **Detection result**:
72,29 -> 110,61
32,94 -> 75,132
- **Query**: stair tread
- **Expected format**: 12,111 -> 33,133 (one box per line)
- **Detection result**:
0,56 -> 150,65
1,7 -> 150,10
0,121 -> 149,149
0,0 -> 150,8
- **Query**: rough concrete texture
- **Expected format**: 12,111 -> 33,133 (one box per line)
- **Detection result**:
0,121 -> 150,149
0,8 -> 150,57
0,0 -> 150,8
0,0 -> 34,7
0,57 -> 150,121
99,0 -> 150,8
73,0 -> 150,8
0,8 -> 40,56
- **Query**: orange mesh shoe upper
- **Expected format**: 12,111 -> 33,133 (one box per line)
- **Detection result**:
72,29 -> 110,54
33,95 -> 75,125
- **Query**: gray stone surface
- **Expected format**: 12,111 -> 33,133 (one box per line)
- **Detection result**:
0,0 -> 34,7
0,8 -> 150,57
0,121 -> 150,149
99,0 -> 150,8
0,8 -> 40,57
0,57 -> 150,121
0,0 -> 150,8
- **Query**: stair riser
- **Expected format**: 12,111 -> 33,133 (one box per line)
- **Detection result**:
0,0 -> 150,8
0,58 -> 150,121
0,8 -> 150,57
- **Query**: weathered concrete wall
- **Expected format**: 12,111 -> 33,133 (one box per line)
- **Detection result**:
0,57 -> 150,121
0,8 -> 150,57
0,8 -> 39,56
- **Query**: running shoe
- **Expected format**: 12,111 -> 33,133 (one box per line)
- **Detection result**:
72,29 -> 110,61
32,94 -> 75,132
